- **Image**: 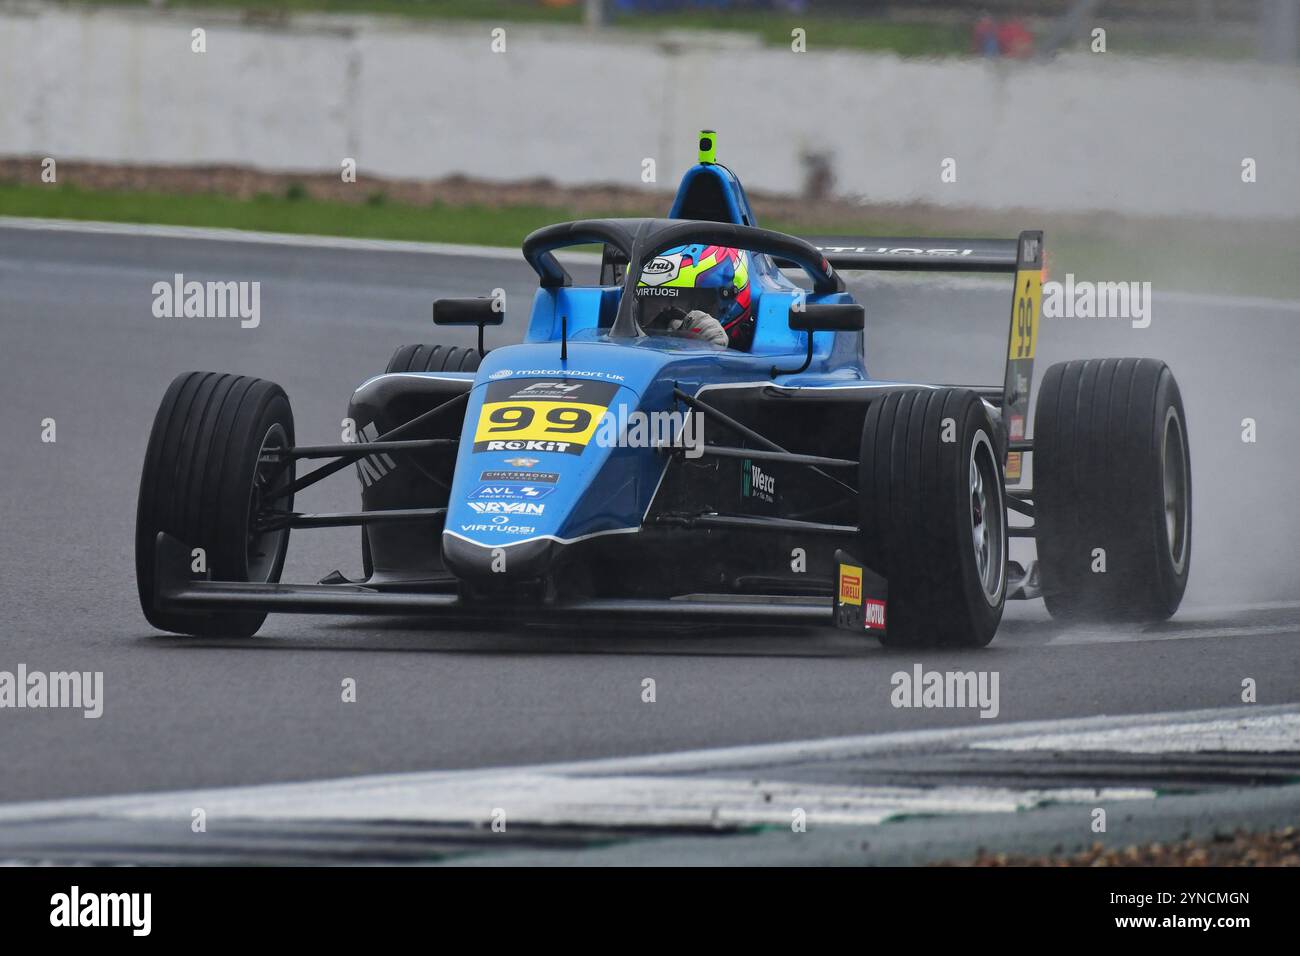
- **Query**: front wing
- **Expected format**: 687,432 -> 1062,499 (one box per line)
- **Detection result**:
152,534 -> 833,627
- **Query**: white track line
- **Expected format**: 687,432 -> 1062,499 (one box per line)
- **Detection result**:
974,712 -> 1300,754
0,216 -> 599,264
0,704 -> 1291,830
1046,623 -> 1300,646
1157,289 -> 1300,313
1178,599 -> 1300,614
3,217 -> 1297,312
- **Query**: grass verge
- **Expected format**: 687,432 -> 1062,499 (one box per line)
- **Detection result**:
3,182 -> 1296,299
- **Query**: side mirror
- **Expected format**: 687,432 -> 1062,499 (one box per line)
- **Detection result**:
773,302 -> 865,377
788,302 -> 864,333
432,297 -> 505,357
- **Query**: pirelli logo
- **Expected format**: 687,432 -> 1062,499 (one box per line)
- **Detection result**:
838,564 -> 862,606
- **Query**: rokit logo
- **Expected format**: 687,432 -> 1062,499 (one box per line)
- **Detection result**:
742,459 -> 776,503
484,439 -> 574,454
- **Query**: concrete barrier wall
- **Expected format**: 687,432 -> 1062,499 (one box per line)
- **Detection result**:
2,3 -> 1297,219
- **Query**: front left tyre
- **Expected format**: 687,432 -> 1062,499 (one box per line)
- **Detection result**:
135,372 -> 295,637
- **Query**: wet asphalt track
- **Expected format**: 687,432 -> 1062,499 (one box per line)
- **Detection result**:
1,221 -> 1298,808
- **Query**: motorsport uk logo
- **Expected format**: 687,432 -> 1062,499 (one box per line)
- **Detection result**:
489,368 -> 625,382
0,664 -> 103,718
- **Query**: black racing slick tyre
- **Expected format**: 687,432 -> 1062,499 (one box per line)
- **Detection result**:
135,372 -> 295,637
385,344 -> 481,375
360,341 -> 479,579
1034,358 -> 1191,622
858,388 -> 1007,648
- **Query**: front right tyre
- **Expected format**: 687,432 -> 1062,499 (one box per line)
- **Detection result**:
857,387 -> 1007,648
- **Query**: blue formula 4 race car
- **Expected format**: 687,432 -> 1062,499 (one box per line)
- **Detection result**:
136,131 -> 1191,647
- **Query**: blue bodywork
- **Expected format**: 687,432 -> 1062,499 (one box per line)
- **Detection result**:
438,162 -> 871,576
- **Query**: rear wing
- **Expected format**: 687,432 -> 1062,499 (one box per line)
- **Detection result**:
788,237 -> 1020,274
784,231 -> 1043,481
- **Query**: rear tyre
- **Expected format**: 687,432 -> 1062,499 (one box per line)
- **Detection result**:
1034,358 -> 1190,621
362,341 -> 478,579
858,388 -> 1007,648
385,344 -> 482,374
135,372 -> 295,637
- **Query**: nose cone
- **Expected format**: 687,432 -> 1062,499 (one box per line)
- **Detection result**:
441,532 -> 559,583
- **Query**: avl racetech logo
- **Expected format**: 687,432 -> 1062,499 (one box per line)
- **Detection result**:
469,483 -> 553,501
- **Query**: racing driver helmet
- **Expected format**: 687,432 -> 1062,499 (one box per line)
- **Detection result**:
635,243 -> 755,350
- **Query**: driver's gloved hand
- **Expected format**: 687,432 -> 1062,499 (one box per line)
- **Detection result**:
670,310 -> 729,347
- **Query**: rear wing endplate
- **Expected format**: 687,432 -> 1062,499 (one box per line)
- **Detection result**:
1000,231 -> 1043,481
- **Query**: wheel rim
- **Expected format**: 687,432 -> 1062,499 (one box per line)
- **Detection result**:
246,423 -> 290,582
1162,407 -> 1189,574
969,430 -> 1006,605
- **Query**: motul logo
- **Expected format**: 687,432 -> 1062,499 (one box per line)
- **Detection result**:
864,599 -> 886,630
